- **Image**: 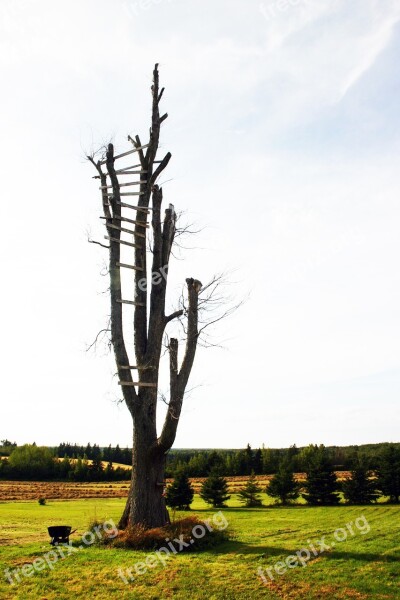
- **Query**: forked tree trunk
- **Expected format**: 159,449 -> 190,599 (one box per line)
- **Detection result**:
89,64 -> 201,529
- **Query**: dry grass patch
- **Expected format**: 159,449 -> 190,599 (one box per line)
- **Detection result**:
111,516 -> 230,551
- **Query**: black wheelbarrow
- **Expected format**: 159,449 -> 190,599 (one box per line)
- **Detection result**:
48,526 -> 76,545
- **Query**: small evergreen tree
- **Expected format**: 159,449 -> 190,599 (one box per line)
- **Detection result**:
104,460 -> 115,481
287,444 -> 300,472
302,445 -> 340,505
113,444 -> 123,464
262,448 -> 280,474
376,445 -> 400,503
200,471 -> 230,507
90,455 -> 104,481
205,450 -> 225,474
342,455 -> 379,504
0,457 -> 9,478
103,444 -> 112,462
253,449 -> 263,474
58,455 -> 72,479
165,470 -> 194,510
85,443 -> 92,460
244,443 -> 254,474
73,457 -> 90,482
237,472 -> 262,507
266,460 -> 300,505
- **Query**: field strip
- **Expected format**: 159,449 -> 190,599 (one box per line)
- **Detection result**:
0,473 -> 350,501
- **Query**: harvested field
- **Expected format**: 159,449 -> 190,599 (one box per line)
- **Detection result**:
0,481 -> 130,501
0,473 -> 350,501
186,472 -> 351,493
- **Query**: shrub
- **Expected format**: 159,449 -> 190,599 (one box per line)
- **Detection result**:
80,518 -> 117,546
113,516 -> 230,550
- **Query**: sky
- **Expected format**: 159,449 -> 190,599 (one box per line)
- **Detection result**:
1,0 -> 400,449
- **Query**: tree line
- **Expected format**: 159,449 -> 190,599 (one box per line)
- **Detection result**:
56,442 -> 132,465
1,440 -> 399,485
164,442 -> 400,477
0,444 -> 131,482
166,444 -> 400,509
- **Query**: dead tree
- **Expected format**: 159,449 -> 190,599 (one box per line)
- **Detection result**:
88,64 -> 204,529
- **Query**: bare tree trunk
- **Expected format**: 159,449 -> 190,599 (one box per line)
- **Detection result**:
118,433 -> 169,529
131,433 -> 169,527
118,480 -> 132,530
119,388 -> 170,529
89,64 -> 202,529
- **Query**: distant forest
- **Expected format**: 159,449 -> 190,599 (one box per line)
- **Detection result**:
1,439 -> 399,481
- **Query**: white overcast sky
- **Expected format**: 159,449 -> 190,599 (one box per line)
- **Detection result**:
1,0 -> 400,449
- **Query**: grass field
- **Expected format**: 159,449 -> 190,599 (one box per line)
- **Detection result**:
1,489 -> 400,599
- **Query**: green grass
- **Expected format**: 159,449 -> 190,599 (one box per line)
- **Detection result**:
0,494 -> 399,599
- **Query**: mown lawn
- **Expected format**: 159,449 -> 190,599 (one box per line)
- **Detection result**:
0,495 -> 399,599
